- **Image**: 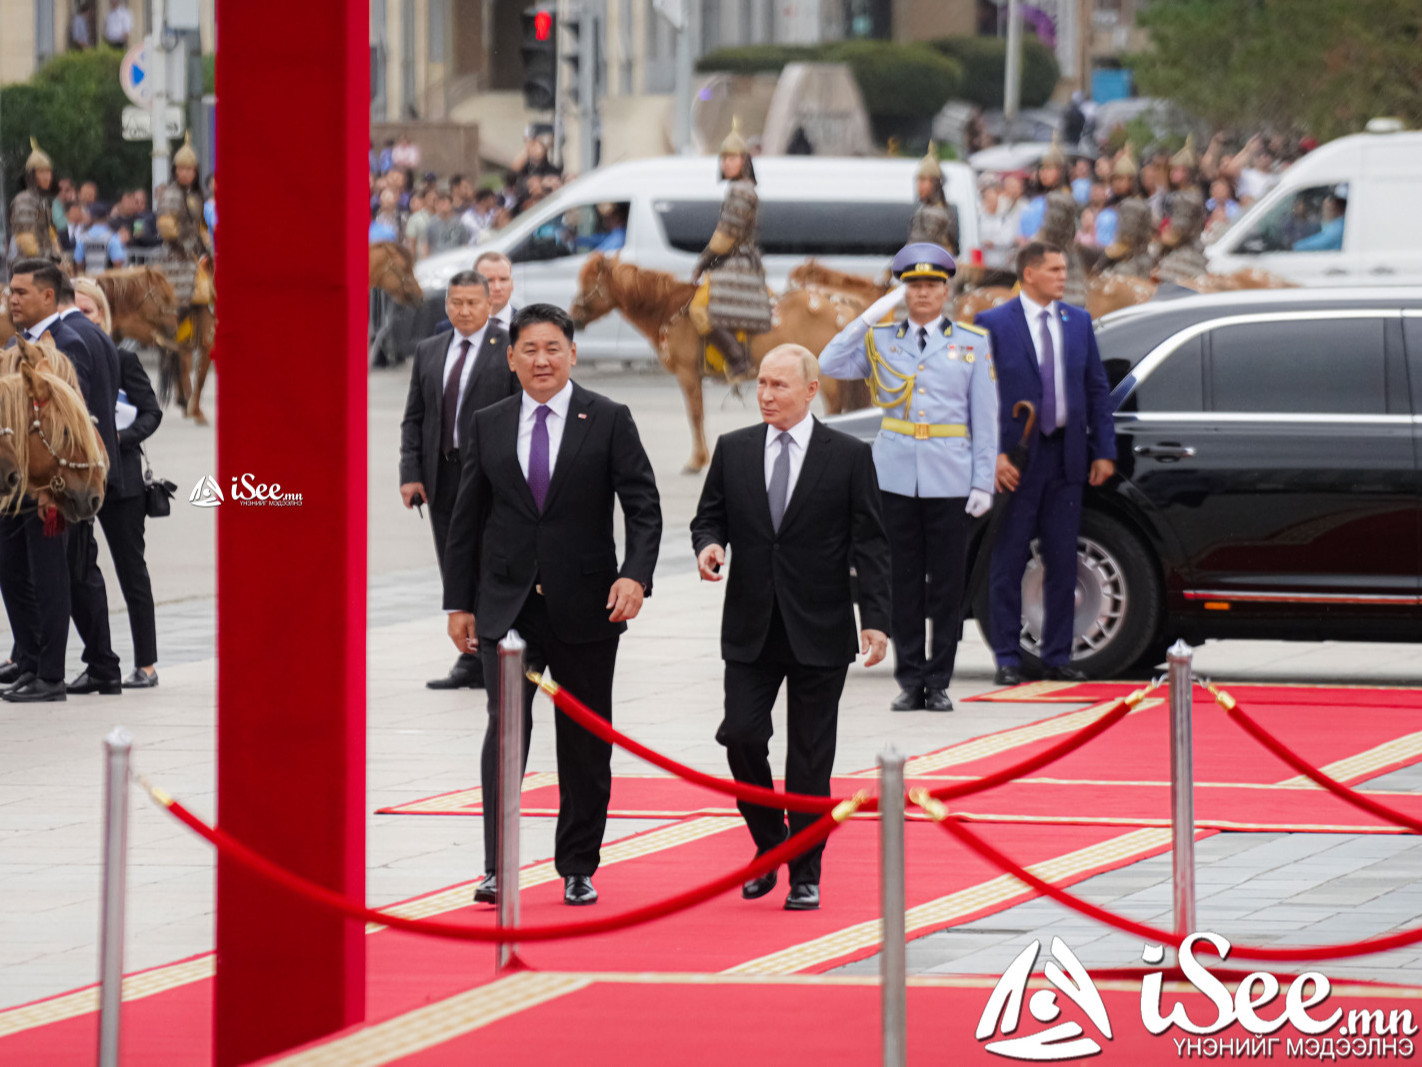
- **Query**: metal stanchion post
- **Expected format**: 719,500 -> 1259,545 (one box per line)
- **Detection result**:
496,632 -> 526,971
98,727 -> 133,1067
878,746 -> 907,1067
1167,639 -> 1197,938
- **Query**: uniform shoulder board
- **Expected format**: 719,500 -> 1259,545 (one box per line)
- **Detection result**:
954,321 -> 989,337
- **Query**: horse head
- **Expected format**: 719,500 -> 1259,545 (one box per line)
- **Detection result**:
369,242 -> 424,307
570,253 -> 617,328
15,335 -> 107,523
0,376 -> 29,509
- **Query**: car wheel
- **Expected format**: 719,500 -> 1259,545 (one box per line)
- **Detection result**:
973,511 -> 1162,680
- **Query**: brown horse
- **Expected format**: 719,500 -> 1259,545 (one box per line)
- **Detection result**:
370,242 -> 424,306
570,253 -> 870,473
0,375 -> 31,511
7,334 -> 108,522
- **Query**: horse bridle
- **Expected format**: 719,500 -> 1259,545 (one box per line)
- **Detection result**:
29,398 -> 106,476
569,268 -> 613,325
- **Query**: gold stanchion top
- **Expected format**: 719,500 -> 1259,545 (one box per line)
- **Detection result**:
831,791 -> 870,823
526,670 -> 560,696
908,788 -> 949,821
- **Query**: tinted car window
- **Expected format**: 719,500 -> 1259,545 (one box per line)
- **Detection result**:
1096,313 -> 1201,390
1208,319 -> 1387,414
1125,336 -> 1203,413
508,202 -> 631,263
654,199 -> 915,256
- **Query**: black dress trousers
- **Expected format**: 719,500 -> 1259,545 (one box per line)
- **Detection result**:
881,491 -> 971,691
67,518 -> 121,681
477,590 -> 619,878
432,453 -> 481,677
0,513 -> 71,682
717,601 -> 848,887
97,492 -> 158,668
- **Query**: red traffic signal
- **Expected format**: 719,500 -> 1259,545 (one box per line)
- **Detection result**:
534,10 -> 552,40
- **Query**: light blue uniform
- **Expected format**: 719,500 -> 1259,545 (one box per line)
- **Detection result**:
819,314 -> 999,499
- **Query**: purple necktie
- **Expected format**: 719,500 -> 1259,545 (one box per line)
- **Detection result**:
528,404 -> 551,511
1038,309 -> 1057,435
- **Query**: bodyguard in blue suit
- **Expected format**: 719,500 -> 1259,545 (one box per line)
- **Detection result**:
820,243 -> 997,712
975,242 -> 1116,685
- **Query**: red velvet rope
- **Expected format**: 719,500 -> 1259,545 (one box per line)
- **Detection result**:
153,787 -> 858,943
924,694 -> 1138,801
1211,687 -> 1422,835
537,674 -> 857,814
916,793 -> 1422,962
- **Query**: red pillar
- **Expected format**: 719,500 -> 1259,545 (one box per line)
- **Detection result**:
213,2 -> 367,1063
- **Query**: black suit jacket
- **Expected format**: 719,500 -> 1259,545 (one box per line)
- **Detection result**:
398,323 -> 517,507
59,310 -> 123,492
442,383 -> 662,645
112,348 -> 163,500
691,420 -> 892,668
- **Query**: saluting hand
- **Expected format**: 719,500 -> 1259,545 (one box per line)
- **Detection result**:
860,629 -> 888,668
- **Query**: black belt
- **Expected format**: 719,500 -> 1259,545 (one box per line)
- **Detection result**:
1040,428 -> 1066,442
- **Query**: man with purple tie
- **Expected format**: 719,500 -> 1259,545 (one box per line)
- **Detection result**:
975,242 -> 1117,686
443,303 -> 662,907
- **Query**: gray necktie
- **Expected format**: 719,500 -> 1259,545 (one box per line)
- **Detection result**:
1039,309 -> 1058,434
768,431 -> 792,532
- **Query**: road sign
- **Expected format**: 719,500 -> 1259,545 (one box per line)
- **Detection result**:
120,44 -> 151,105
122,105 -> 186,141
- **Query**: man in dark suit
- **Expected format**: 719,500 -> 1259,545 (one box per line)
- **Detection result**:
400,270 -> 517,690
0,260 -> 118,702
444,303 -> 661,907
975,242 -> 1117,686
691,345 -> 891,911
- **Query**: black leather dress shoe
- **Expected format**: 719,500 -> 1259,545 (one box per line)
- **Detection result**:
122,668 -> 159,689
925,688 -> 954,712
564,875 -> 597,906
1044,666 -> 1090,683
784,883 -> 820,911
473,873 -> 497,904
0,661 -> 21,685
426,666 -> 483,690
742,870 -> 777,900
67,670 -> 123,696
890,687 -> 926,712
2,671 -> 35,694
3,678 -> 66,703
993,666 -> 1025,687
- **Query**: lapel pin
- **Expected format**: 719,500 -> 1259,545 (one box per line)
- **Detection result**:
577,412 -> 588,420
1060,308 -> 1070,322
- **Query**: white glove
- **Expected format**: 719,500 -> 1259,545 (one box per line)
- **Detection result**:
965,489 -> 992,518
859,284 -> 907,326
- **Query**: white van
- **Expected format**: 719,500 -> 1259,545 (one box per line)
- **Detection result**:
1206,128 -> 1422,286
414,155 -> 981,361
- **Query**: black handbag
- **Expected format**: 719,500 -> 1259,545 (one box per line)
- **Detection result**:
141,447 -> 177,519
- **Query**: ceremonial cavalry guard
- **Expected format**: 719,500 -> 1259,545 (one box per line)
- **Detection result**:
689,119 -> 773,380
1155,189 -> 1209,285
908,144 -> 959,255
1093,143 -> 1140,253
154,135 -> 215,394
1101,199 -> 1155,280
819,243 -> 997,712
1018,134 -> 1068,242
8,139 -> 59,263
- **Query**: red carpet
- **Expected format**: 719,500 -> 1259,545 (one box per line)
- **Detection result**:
968,680 -> 1422,709
0,817 -> 1190,1062
255,971 -> 1422,1065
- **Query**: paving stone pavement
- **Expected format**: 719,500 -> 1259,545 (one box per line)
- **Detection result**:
3,365 -> 1422,1012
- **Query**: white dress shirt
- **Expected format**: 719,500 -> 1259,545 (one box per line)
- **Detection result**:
1018,291 -> 1066,426
24,311 -> 63,341
492,303 -> 515,330
441,322 -> 489,448
517,379 -> 574,482
763,410 -> 815,502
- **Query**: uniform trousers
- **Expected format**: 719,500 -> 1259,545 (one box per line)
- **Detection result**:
432,454 -> 481,677
67,518 -> 121,681
717,601 -> 848,887
0,513 -> 69,682
477,589 -> 618,878
881,491 -> 971,691
989,432 -> 1083,668
97,493 -> 158,668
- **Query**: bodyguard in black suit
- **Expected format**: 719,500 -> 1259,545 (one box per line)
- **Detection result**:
444,304 -> 661,907
691,345 -> 892,910
399,270 -> 518,690
96,345 -> 163,687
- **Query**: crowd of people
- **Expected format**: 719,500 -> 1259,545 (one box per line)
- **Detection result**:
978,129 -> 1325,271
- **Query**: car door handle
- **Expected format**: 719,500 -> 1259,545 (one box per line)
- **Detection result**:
1134,443 -> 1197,461
1370,266 -> 1397,275
1323,268 -> 1349,276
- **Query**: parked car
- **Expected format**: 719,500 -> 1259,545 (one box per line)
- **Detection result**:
412,156 -> 982,362
1205,128 -> 1422,287
827,287 -> 1422,677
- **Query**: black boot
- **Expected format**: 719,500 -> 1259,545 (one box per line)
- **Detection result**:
708,326 -> 753,380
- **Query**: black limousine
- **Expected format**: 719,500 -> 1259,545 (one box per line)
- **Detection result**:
828,287 -> 1422,678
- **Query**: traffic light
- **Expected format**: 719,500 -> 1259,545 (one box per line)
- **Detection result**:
521,7 -> 557,111
560,9 -> 602,109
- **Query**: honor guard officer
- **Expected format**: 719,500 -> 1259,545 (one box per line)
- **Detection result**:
8,139 -> 59,264
819,243 -> 997,712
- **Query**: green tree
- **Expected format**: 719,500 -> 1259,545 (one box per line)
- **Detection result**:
1,49 -> 153,199
927,36 -> 1060,110
1129,0 -> 1422,140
